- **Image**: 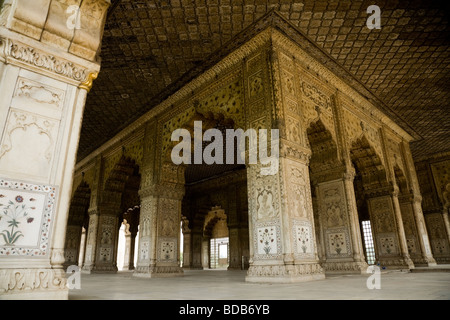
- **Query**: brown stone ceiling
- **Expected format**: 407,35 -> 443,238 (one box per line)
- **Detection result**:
78,0 -> 450,162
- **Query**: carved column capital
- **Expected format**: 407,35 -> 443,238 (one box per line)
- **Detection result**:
343,165 -> 356,181
78,72 -> 98,92
50,248 -> 65,268
0,35 -> 100,85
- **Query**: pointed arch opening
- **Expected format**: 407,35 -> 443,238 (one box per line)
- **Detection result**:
350,136 -> 389,266
64,180 -> 91,268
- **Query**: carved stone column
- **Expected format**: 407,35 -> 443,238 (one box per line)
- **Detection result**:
134,163 -> 185,277
242,46 -> 324,282
228,184 -> 250,270
126,230 -> 137,271
245,148 -> 325,282
81,208 -> 99,273
63,180 -> 90,268
202,238 -> 210,269
399,193 -> 436,266
63,225 -> 83,269
227,186 -> 242,270
91,194 -> 121,273
0,0 -> 109,299
191,231 -> 204,269
228,225 -> 250,270
181,224 -> 192,268
121,229 -> 132,271
442,209 -> 450,248
399,141 -> 436,266
228,226 -> 241,270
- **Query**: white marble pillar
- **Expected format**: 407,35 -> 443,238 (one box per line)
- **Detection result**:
0,0 -> 109,299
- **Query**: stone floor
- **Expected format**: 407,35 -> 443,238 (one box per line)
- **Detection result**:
69,267 -> 450,300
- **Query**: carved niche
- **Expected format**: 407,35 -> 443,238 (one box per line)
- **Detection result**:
318,182 -> 352,258
287,165 -> 309,219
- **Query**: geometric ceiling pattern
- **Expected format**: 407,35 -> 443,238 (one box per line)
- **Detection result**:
78,0 -> 450,162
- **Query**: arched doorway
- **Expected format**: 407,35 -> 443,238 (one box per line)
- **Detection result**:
350,136 -> 413,269
173,113 -> 249,273
82,155 -> 141,273
203,207 -> 229,269
307,119 -> 368,273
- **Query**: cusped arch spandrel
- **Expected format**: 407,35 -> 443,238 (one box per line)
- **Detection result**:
102,139 -> 143,188
349,135 -> 389,192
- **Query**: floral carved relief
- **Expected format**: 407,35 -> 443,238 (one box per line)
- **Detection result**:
256,188 -> 277,220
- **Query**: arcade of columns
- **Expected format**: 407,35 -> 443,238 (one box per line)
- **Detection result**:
0,1 -> 449,299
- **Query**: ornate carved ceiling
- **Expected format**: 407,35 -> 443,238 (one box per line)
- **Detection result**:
78,0 -> 449,162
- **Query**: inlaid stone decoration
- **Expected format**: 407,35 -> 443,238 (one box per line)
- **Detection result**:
139,240 -> 149,261
255,224 -> 281,258
257,226 -> 277,255
328,232 -> 346,255
99,247 -> 112,262
159,240 -> 176,261
379,236 -> 398,255
293,221 -> 314,257
0,179 -> 56,256
406,237 -> 417,254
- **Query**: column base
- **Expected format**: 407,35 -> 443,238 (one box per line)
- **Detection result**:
133,265 -> 184,278
81,264 -> 94,274
91,264 -> 118,273
411,256 -> 437,267
378,256 -> 415,270
322,260 -> 369,274
435,256 -> 450,264
121,266 -> 135,271
0,268 -> 68,300
245,263 -> 325,283
0,289 -> 68,300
